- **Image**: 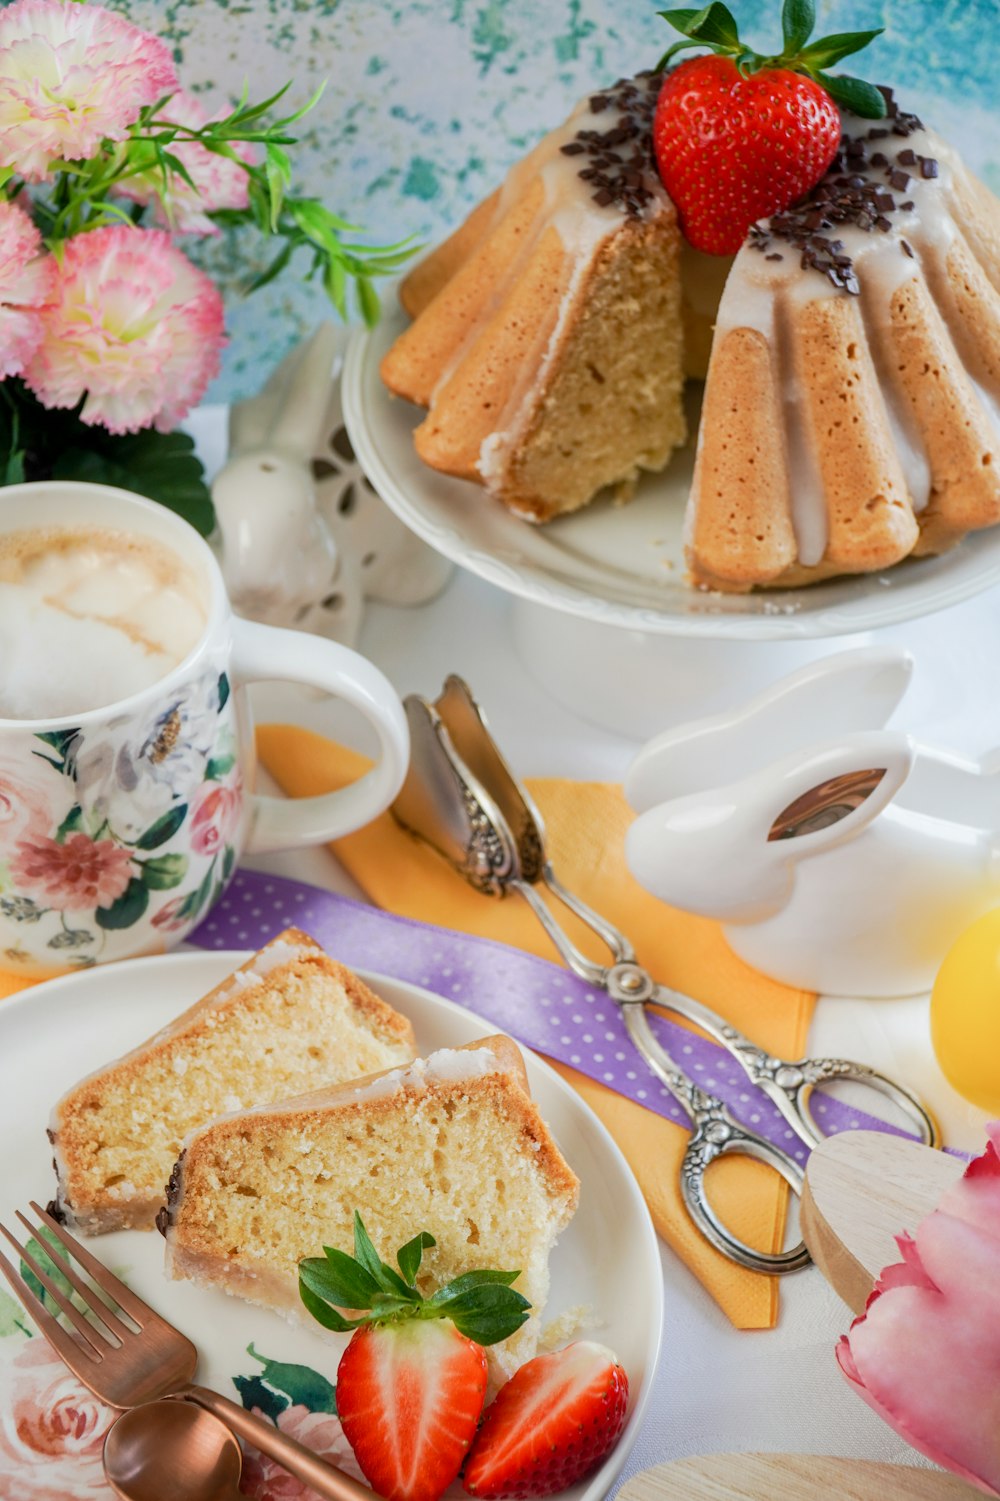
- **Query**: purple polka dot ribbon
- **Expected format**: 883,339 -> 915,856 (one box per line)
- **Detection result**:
188,868 -> 917,1167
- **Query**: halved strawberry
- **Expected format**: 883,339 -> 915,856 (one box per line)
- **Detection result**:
462,1341 -> 629,1498
337,1318 -> 488,1501
298,1213 -> 531,1501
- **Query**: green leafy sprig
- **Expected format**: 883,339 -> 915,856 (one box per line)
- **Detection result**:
18,81 -> 416,328
298,1213 -> 531,1348
656,0 -> 888,119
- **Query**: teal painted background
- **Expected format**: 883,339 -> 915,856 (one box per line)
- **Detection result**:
92,0 -> 1000,397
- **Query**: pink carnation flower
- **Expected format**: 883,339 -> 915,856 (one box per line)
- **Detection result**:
24,225 -> 225,434
0,199 -> 53,379
0,0 -> 178,181
119,89 -> 253,236
10,832 -> 133,912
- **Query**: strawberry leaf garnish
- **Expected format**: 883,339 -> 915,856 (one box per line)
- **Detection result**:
781,0 -> 815,53
798,28 -> 884,68
427,1281 -> 531,1345
317,1245 -> 386,1308
298,1214 -> 531,1347
813,71 -> 887,117
398,1230 -> 436,1287
656,0 -> 887,118
352,1212 -> 415,1299
298,1274 -> 366,1332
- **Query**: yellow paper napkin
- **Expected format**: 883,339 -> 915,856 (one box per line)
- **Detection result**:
256,725 -> 817,1329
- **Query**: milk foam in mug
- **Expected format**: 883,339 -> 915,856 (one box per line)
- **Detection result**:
0,482 -> 409,973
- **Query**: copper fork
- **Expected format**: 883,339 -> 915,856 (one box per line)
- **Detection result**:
0,1201 -> 370,1501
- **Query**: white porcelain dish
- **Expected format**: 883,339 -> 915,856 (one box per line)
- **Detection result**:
343,297 -> 1000,640
0,950 -> 661,1501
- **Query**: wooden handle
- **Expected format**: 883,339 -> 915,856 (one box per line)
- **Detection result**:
183,1385 -> 371,1501
617,1454 -> 976,1499
801,1131 -> 964,1311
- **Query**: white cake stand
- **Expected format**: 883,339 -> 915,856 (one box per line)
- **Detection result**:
343,298 -> 1000,735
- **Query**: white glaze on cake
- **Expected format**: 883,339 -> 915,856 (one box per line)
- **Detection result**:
465,93 -> 675,499
701,120 -> 996,569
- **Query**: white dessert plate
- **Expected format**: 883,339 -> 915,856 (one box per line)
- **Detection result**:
343,297 -> 1000,640
0,950 -> 661,1501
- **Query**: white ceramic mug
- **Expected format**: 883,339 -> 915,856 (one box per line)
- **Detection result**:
0,481 -> 409,974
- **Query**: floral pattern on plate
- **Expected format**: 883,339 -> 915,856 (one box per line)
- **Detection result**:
0,666 -> 246,968
0,1270 -> 359,1501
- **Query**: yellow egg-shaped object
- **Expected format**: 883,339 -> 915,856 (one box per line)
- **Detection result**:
931,907 -> 1000,1112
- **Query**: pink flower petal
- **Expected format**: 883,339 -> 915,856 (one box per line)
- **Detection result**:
0,0 -> 177,180
0,199 -> 53,378
24,224 -> 225,434
838,1125 -> 1000,1497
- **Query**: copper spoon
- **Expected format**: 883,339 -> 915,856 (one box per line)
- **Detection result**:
104,1399 -> 243,1501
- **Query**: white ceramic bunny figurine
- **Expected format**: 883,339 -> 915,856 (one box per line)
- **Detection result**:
213,324 -> 451,646
624,646 -> 1000,997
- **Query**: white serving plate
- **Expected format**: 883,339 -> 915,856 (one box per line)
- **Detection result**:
343,295 -> 1000,641
0,950 -> 661,1501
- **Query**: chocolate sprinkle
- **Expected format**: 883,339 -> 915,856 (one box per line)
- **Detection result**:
740,88 -> 932,295
568,71 -> 664,218
901,238 -> 915,257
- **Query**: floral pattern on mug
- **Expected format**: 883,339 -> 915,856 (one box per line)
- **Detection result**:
0,664 -> 245,966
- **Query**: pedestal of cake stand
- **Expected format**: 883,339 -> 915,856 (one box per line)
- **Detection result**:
511,598 -> 871,739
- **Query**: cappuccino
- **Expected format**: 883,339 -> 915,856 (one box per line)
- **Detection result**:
0,527 -> 207,720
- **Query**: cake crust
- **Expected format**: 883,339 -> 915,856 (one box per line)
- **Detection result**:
49,931 -> 417,1234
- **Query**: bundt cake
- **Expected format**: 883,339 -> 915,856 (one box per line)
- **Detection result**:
49,930 -> 416,1233
158,1034 -> 580,1380
382,79 -> 1000,591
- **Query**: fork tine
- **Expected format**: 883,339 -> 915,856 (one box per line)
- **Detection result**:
0,1241 -> 102,1365
3,1218 -> 122,1349
14,1211 -> 134,1342
28,1202 -> 152,1327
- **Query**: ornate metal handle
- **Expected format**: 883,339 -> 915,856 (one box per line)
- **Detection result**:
647,979 -> 940,1152
618,1001 -> 812,1276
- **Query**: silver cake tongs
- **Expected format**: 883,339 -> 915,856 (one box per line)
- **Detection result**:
391,677 -> 937,1275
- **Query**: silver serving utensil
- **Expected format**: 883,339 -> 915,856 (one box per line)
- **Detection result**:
391,676 -> 939,1276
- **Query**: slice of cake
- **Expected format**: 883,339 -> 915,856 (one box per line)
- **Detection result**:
381,73 -> 686,523
49,930 -> 417,1234
159,1035 -> 580,1378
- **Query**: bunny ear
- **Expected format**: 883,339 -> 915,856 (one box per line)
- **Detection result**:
625,647 -> 913,814
760,732 -> 913,858
266,322 -> 341,459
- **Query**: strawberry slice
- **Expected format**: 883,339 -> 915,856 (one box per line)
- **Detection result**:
462,1341 -> 629,1498
298,1213 -> 531,1501
338,1319 -> 488,1501
652,0 -> 888,255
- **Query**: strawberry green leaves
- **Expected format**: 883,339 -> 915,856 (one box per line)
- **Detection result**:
656,0 -> 887,118
298,1212 -> 530,1347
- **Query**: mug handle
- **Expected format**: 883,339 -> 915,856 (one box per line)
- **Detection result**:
231,617 -> 409,855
